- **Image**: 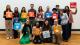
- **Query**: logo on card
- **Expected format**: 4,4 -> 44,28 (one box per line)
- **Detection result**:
6,12 -> 13,18
29,12 -> 34,17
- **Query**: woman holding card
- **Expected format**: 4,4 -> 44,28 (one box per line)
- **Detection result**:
20,7 -> 28,24
42,20 -> 52,43
13,7 -> 20,39
3,5 -> 13,39
36,6 -> 44,27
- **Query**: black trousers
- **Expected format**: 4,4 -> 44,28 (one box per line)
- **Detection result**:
13,30 -> 18,39
62,24 -> 69,40
67,23 -> 72,38
33,36 -> 42,44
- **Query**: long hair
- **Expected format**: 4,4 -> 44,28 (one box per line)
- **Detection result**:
5,5 -> 12,12
38,6 -> 43,12
21,7 -> 26,13
64,6 -> 70,15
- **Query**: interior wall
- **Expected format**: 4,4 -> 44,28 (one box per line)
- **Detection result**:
0,0 -> 80,29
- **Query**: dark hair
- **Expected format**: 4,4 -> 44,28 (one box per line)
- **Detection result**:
21,7 -> 26,13
52,8 -> 57,11
30,4 -> 34,5
64,6 -> 70,15
14,7 -> 18,13
5,5 -> 12,12
38,6 -> 43,12
56,5 -> 59,7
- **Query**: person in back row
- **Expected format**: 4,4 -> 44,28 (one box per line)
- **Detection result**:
20,7 -> 27,24
59,9 -> 69,42
13,7 -> 20,39
44,6 -> 52,26
36,6 -> 44,27
4,5 -> 13,39
28,4 -> 36,27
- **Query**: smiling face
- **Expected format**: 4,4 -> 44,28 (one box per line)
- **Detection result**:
54,20 -> 58,25
45,20 -> 49,25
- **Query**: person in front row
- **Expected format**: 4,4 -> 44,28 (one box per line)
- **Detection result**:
42,20 -> 52,43
20,19 -> 31,44
32,22 -> 42,44
52,19 -> 62,44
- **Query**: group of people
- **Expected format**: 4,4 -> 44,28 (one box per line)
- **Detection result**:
3,4 -> 77,44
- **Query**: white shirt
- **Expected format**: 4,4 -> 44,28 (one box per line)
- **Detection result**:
61,13 -> 69,25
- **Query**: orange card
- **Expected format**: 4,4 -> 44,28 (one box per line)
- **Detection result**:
28,12 -> 34,17
6,12 -> 13,18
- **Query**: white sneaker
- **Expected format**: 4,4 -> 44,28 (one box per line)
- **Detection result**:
10,37 -> 13,39
6,37 -> 9,40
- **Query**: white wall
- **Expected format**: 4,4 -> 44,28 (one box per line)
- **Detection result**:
0,0 -> 80,29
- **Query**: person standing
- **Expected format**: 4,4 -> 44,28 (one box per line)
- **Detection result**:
44,6 -> 52,26
28,4 -> 36,27
13,7 -> 20,39
60,9 -> 69,41
3,5 -> 13,39
64,6 -> 77,40
36,6 -> 44,27
20,7 -> 28,24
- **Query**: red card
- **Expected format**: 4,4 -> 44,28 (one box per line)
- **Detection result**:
52,13 -> 58,19
6,12 -> 13,18
70,2 -> 77,8
29,12 -> 35,17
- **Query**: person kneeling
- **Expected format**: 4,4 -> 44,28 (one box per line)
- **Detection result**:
32,22 -> 42,44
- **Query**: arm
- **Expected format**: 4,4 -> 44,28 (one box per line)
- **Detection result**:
3,11 -> 6,18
